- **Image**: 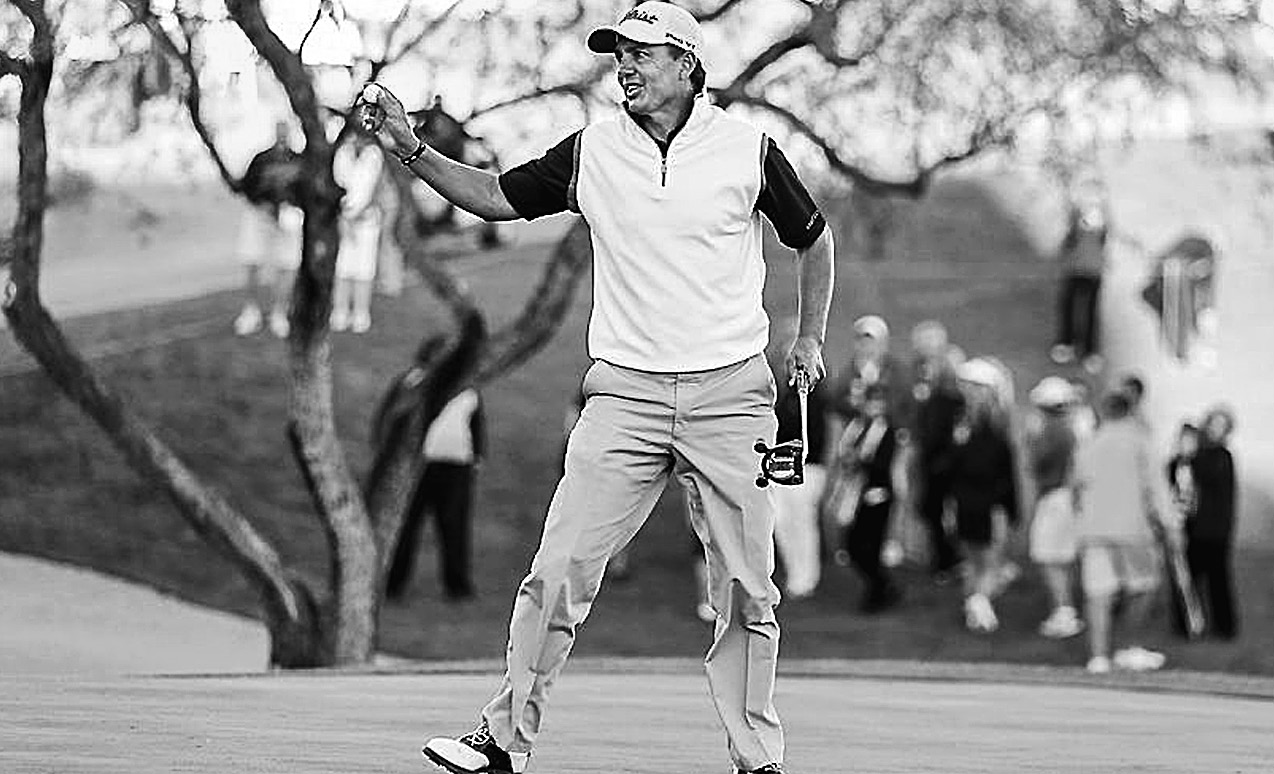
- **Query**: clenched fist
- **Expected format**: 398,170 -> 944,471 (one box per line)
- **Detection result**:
355,83 -> 420,159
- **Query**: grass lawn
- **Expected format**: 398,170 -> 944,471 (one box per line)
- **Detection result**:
2,167 -> 1270,676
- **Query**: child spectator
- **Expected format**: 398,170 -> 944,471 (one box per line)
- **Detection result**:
1187,406 -> 1239,639
1026,377 -> 1082,639
945,358 -> 1020,632
1166,422 -> 1200,521
1164,421 -> 1201,637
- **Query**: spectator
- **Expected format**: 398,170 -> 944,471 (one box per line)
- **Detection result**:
829,382 -> 900,612
377,316 -> 488,602
1165,421 -> 1201,637
1118,372 -> 1155,439
827,315 -> 911,427
1067,376 -> 1098,441
233,120 -> 302,338
944,358 -> 1020,632
331,131 -> 384,334
387,384 -> 485,600
1026,377 -> 1083,639
1187,406 -> 1239,639
1166,422 -> 1200,521
907,320 -> 964,580
1051,185 -> 1109,373
1074,390 -> 1173,673
772,372 -> 832,600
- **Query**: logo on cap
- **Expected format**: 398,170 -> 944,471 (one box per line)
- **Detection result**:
622,7 -> 660,24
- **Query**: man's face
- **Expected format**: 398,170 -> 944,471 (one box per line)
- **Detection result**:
912,327 -> 946,363
614,40 -> 690,116
1204,414 -> 1231,443
854,333 -> 885,363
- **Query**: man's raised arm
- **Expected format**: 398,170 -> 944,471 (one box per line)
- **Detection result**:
358,84 -> 520,222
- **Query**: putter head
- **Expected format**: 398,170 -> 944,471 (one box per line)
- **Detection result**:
754,438 -> 805,487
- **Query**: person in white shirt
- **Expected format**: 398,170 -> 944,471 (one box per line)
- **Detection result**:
331,132 -> 384,333
385,386 -> 484,601
358,4 -> 833,773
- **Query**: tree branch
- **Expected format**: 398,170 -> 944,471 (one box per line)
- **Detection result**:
695,0 -> 747,23
464,74 -> 601,123
225,0 -> 329,155
119,0 -> 241,193
385,0 -> 466,65
720,93 -> 992,197
0,51 -> 27,80
11,0 -> 44,27
720,33 -> 812,94
475,218 -> 591,384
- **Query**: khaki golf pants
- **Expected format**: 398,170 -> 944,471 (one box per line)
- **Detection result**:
481,354 -> 784,771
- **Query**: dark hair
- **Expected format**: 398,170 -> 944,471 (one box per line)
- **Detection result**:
1120,374 -> 1146,399
1204,404 -> 1236,436
1101,391 -> 1132,420
689,60 -> 706,95
863,382 -> 888,402
669,46 -> 706,95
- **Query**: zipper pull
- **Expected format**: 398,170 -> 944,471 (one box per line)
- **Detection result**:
660,155 -> 667,187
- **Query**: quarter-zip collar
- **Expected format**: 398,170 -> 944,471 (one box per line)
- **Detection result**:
622,95 -> 711,186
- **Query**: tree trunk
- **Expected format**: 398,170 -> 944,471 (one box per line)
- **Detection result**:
3,1 -> 323,669
224,0 -> 384,666
285,200 -> 379,666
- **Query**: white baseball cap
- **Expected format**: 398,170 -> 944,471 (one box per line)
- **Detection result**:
853,315 -> 890,340
956,358 -> 1002,388
587,2 -> 706,65
1029,376 -> 1076,408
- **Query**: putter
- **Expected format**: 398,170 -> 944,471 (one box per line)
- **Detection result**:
755,367 -> 810,488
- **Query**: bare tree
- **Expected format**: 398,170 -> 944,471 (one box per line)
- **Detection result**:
2,0 -> 598,668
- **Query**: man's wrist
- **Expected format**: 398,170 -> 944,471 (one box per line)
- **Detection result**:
397,139 -> 428,166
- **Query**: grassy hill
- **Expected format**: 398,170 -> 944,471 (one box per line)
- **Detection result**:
2,157 -> 1270,675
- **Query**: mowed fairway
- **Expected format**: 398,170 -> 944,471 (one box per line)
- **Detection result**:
3,664 -> 1273,774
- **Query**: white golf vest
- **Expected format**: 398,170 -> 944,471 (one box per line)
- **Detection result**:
570,99 -> 770,372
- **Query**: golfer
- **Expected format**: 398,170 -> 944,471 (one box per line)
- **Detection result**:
359,3 -> 834,772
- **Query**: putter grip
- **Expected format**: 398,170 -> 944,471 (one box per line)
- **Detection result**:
356,100 -> 385,133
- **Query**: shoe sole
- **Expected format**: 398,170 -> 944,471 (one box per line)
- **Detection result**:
422,747 -> 511,774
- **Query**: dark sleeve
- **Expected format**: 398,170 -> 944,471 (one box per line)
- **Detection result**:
1000,433 -> 1020,524
867,426 -> 897,484
496,131 -> 581,221
755,138 -> 826,250
470,396 -> 486,462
